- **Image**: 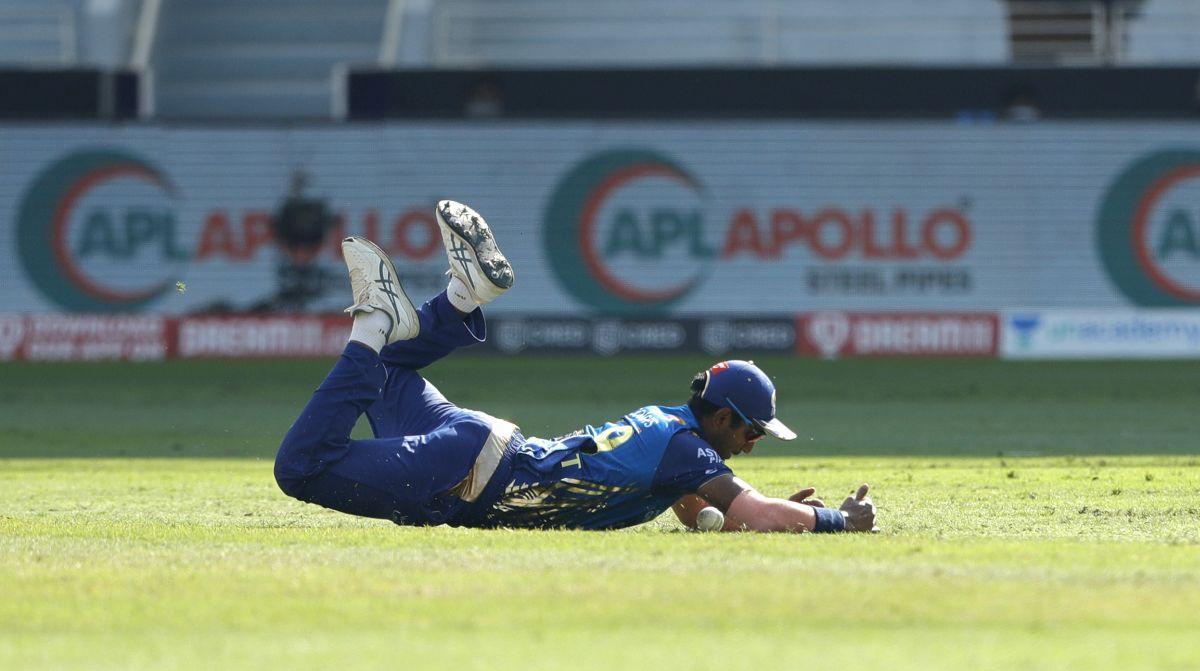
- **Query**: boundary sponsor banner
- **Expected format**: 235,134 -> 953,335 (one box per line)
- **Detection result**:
0,314 -> 169,361
1002,309 -> 1200,359
697,319 -> 797,356
0,313 -> 354,361
8,310 -> 1200,360
176,315 -> 351,358
484,316 -> 796,356
51,310 -> 1200,360
797,312 -> 999,358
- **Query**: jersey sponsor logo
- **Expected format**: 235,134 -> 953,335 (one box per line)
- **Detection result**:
16,149 -> 183,312
1098,149 -> 1200,305
696,447 -> 722,464
629,407 -> 660,428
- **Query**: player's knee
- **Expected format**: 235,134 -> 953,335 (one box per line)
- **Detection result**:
273,444 -> 306,500
274,465 -> 306,500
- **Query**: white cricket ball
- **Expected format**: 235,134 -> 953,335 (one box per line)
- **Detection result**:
696,506 -> 725,532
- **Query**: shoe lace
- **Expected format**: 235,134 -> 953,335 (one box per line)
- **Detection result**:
349,267 -> 372,306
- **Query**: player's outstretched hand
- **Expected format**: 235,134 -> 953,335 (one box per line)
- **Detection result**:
788,486 -> 825,508
839,483 -> 879,533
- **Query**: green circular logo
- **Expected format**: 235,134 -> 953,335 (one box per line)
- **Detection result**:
16,149 -> 181,312
542,149 -> 709,314
1097,149 -> 1200,306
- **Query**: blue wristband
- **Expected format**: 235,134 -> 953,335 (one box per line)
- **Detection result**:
812,507 -> 847,533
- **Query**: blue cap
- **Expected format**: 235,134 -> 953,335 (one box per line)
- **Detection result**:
698,360 -> 796,441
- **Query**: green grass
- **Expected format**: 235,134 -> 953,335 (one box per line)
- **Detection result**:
2,356 -> 1199,670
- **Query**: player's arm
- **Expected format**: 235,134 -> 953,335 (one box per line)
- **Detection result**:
673,486 -> 826,529
695,474 -> 877,533
672,494 -> 705,528
672,494 -> 741,531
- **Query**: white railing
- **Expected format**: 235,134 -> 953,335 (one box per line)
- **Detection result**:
378,0 -> 407,66
130,0 -> 159,70
330,62 -> 348,120
131,0 -> 160,118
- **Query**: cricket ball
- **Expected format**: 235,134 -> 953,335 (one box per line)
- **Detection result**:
696,506 -> 725,532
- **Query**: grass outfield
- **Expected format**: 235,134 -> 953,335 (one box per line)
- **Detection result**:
2,355 -> 1198,670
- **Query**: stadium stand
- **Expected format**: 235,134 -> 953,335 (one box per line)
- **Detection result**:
0,0 -> 139,119
1125,0 -> 1200,63
152,0 -> 387,120
427,0 -> 1008,66
1004,0 -> 1200,65
3,1 -> 1200,120
0,0 -> 146,68
0,1 -> 80,66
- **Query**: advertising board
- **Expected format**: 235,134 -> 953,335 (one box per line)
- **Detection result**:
1002,310 -> 1200,359
0,314 -> 168,361
797,312 -> 997,358
3,122 -> 1198,317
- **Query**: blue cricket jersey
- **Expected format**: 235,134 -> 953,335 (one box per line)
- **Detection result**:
471,404 -> 732,530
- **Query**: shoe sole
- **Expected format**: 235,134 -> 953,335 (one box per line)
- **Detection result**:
437,200 -> 514,290
343,236 -> 419,338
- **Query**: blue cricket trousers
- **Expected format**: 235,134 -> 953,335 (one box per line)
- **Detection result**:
274,292 -> 504,525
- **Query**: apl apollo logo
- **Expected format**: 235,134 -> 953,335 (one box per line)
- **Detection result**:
1098,150 -> 1200,306
544,148 -> 973,314
543,149 -> 709,314
16,149 -> 183,312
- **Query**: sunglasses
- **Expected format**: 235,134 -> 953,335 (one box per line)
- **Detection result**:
725,398 -> 766,441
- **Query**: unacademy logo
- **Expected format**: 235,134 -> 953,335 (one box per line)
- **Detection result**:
1009,314 -> 1040,350
1097,150 -> 1200,305
16,149 -> 184,312
542,149 -> 709,314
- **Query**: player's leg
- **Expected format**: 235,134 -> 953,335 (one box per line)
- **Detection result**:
365,357 -> 462,439
273,341 -> 389,512
376,292 -> 486,371
274,341 -> 493,524
436,199 -> 514,316
377,199 -> 513,371
368,199 -> 515,437
276,231 -> 516,524
274,235 -> 422,511
339,235 -> 420,353
291,419 -> 493,525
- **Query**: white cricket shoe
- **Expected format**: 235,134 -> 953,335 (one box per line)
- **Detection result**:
436,200 -> 514,305
341,236 -> 419,343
